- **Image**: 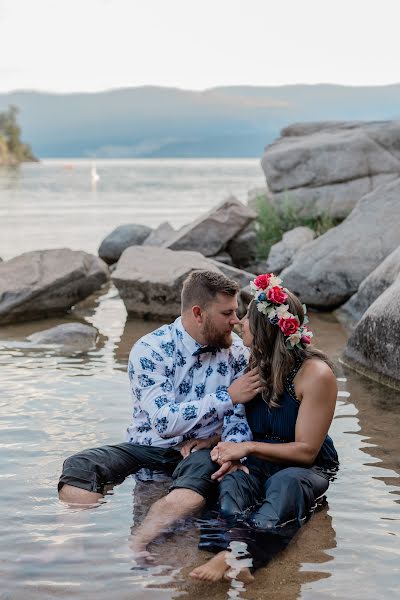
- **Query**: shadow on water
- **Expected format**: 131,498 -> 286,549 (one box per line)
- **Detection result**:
0,297 -> 399,599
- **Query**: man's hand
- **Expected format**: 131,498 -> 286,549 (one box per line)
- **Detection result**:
211,460 -> 249,482
228,367 -> 262,405
180,435 -> 220,458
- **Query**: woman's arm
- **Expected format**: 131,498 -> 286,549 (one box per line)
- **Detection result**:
211,360 -> 337,476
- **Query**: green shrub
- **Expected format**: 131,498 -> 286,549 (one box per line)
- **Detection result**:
255,194 -> 342,260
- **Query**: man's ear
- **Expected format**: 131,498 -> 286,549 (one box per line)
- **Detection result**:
192,305 -> 203,323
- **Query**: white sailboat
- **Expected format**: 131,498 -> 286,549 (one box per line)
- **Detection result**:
91,162 -> 100,185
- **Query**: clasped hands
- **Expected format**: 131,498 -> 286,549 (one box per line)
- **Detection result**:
210,441 -> 250,481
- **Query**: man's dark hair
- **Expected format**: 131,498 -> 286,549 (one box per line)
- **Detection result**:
181,270 -> 239,312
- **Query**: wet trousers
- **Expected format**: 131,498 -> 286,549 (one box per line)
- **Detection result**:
199,457 -> 331,570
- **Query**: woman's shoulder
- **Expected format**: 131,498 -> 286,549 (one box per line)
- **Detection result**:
295,358 -> 337,397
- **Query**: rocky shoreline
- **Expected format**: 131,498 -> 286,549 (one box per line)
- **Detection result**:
1,119 -> 400,389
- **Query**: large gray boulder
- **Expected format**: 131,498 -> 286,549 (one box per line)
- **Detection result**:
266,226 -> 315,274
261,121 -> 400,218
343,275 -> 400,389
165,196 -> 257,256
208,260 -> 256,290
336,246 -> 400,328
27,322 -> 98,353
280,178 -> 400,309
112,246 -> 222,319
0,249 -> 109,324
142,221 -> 175,247
98,224 -> 152,264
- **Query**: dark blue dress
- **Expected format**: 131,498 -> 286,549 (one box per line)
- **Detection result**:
199,361 -> 339,570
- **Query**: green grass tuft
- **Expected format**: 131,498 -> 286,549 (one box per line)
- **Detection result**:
255,194 -> 342,260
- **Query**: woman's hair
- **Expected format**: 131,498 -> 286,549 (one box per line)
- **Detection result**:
247,290 -> 334,407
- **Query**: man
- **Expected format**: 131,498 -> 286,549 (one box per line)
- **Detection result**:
58,270 -> 261,556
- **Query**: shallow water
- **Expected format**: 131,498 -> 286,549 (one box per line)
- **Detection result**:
1,287 -> 399,600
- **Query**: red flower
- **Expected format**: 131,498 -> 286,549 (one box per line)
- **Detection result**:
267,286 -> 288,304
301,334 -> 312,345
278,316 -> 300,336
254,273 -> 273,289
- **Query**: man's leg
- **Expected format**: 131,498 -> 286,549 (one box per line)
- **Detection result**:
130,448 -> 219,556
58,443 -> 181,505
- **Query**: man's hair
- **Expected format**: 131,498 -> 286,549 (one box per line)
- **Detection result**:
181,270 -> 239,312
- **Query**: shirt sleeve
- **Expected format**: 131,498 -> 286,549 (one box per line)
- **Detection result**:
128,341 -> 234,439
221,341 -> 253,443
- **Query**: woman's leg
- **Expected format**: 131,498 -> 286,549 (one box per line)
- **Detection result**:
191,468 -> 263,582
191,466 -> 330,581
230,466 -> 330,570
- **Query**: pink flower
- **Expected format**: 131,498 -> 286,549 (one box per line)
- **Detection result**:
300,327 -> 313,346
278,316 -> 300,336
254,273 -> 273,289
267,286 -> 288,304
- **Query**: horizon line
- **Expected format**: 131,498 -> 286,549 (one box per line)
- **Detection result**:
2,81 -> 400,96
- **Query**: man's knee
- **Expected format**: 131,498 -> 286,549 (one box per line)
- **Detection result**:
165,487 -> 205,511
59,483 -> 102,505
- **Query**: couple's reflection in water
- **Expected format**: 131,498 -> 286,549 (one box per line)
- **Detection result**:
128,471 -> 336,600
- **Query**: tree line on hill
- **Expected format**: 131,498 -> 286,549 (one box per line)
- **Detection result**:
0,105 -> 37,164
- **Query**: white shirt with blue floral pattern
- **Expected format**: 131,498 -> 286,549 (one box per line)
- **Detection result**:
126,317 -> 253,448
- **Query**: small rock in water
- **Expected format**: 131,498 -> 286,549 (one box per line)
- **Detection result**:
27,322 -> 98,353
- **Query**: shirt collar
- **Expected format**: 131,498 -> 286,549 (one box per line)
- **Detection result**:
174,316 -> 205,356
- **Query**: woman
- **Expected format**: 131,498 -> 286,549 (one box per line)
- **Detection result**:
190,273 -> 339,582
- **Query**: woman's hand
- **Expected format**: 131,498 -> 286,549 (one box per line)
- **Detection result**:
180,435 -> 220,458
210,441 -> 250,464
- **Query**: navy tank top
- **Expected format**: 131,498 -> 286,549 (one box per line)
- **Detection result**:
245,361 -> 339,473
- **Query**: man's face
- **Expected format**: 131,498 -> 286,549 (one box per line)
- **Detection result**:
201,293 -> 240,348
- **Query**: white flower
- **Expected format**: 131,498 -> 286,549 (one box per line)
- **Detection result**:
276,304 -> 291,319
269,275 -> 282,287
287,332 -> 301,347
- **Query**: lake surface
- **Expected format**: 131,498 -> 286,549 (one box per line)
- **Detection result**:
0,160 -> 399,600
0,158 -> 264,260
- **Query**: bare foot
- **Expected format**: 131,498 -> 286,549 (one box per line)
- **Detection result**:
224,567 -> 254,583
190,551 -> 230,582
129,539 -> 155,566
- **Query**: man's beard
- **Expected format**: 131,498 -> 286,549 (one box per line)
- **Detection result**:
203,317 -> 233,349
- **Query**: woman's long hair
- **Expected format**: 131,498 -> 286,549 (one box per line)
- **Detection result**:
247,290 -> 333,407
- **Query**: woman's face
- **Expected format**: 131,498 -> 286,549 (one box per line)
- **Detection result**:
240,310 -> 254,347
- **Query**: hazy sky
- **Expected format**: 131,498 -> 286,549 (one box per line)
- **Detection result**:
1,0 -> 399,93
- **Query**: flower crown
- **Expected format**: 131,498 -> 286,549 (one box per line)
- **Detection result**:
249,273 -> 313,349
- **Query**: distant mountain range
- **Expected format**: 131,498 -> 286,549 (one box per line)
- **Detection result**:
1,84 -> 400,158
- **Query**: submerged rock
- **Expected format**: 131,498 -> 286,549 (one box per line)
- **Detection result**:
27,322 -> 98,352
343,274 -> 400,389
280,178 -> 400,308
112,246 -> 222,319
0,249 -> 109,324
165,196 -> 256,256
98,224 -> 152,264
336,246 -> 400,329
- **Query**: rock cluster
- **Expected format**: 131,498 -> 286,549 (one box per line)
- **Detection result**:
280,178 -> 400,309
261,121 -> 400,219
